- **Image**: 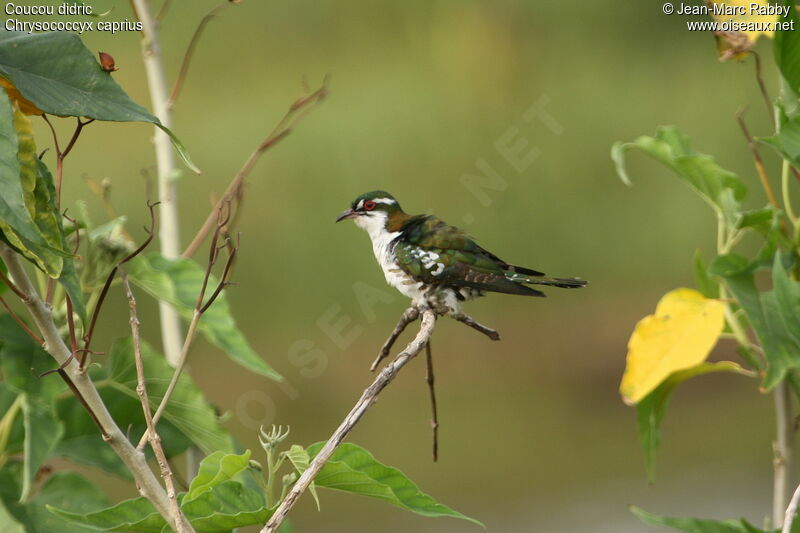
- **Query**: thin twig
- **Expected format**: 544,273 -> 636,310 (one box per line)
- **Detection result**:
121,271 -> 192,533
261,308 -> 438,533
82,202 -> 158,360
0,270 -> 31,303
737,111 -> 782,212
752,53 -> 775,129
137,211 -> 238,450
425,341 -> 439,462
0,295 -> 43,345
168,1 -> 232,107
155,0 -> 172,20
182,81 -> 328,258
0,242 -> 177,525
370,306 -> 420,371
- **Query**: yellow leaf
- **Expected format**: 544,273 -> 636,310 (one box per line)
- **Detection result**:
619,288 -> 725,405
710,0 -> 779,61
0,77 -> 42,116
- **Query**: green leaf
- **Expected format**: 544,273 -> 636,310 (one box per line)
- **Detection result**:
693,250 -> 719,299
285,444 -> 320,510
105,337 -> 235,455
128,253 -> 283,381
636,362 -> 749,482
758,104 -> 800,169
181,480 -> 271,532
48,497 -> 165,533
19,396 -> 63,502
711,254 -> 800,390
307,442 -> 481,526
184,450 -> 251,504
0,29 -> 198,173
771,253 -> 800,347
0,315 -> 65,402
0,93 -> 63,276
1,470 -> 110,533
611,126 -> 746,225
0,499 -> 24,533
774,0 -> 800,94
631,506 -> 751,533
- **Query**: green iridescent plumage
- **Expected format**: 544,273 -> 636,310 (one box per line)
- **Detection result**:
337,190 -> 586,311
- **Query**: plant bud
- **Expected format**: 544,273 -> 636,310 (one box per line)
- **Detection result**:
98,52 -> 119,73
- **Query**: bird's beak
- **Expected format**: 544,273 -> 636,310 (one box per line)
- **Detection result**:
335,208 -> 356,223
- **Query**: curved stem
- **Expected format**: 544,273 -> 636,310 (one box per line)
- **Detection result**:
261,309 -> 437,533
782,160 -> 799,226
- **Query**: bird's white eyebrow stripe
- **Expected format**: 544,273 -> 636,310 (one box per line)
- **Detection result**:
372,198 -> 396,205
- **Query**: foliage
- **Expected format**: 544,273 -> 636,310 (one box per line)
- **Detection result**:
613,2 -> 800,529
0,18 -> 468,533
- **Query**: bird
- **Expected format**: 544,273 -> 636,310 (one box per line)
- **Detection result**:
335,190 -> 586,316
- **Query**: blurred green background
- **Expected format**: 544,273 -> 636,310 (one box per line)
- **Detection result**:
19,0 -> 797,530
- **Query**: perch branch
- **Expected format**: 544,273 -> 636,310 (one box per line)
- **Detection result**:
131,0 -> 184,368
425,340 -> 439,462
0,242 -> 178,529
137,208 -> 238,450
121,271 -> 193,533
182,81 -> 328,258
783,480 -> 800,533
261,308 -> 437,533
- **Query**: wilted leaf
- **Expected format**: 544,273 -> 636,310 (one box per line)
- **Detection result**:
711,1 -> 778,61
612,126 -> 746,226
128,253 -> 283,381
620,288 -> 725,404
636,361 -> 749,481
0,77 -> 40,116
307,442 -> 481,526
0,29 -> 198,172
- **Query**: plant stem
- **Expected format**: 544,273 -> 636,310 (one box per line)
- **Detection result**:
0,395 -> 23,466
774,380 -> 794,529
782,159 -> 799,226
0,243 -> 177,528
130,0 -> 184,368
260,309 -> 437,533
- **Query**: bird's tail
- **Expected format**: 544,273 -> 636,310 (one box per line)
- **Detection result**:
504,270 -> 588,289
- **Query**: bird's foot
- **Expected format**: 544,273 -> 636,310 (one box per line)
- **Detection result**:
450,312 -> 500,341
370,306 -> 421,371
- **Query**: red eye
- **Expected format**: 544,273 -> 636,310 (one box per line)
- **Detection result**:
363,200 -> 376,211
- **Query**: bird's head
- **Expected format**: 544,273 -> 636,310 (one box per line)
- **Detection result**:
335,191 -> 407,233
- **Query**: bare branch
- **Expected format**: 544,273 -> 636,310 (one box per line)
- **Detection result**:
783,480 -> 800,533
121,271 -> 193,533
0,295 -> 42,345
182,81 -> 328,258
82,202 -> 158,360
261,308 -> 437,533
138,211 -> 238,450
168,1 -> 232,107
737,111 -> 782,212
0,241 -> 177,526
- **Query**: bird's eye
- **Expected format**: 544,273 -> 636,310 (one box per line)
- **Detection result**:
363,200 -> 376,211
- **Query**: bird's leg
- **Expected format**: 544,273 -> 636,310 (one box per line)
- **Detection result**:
425,340 -> 439,462
450,312 -> 500,341
370,306 -> 421,371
